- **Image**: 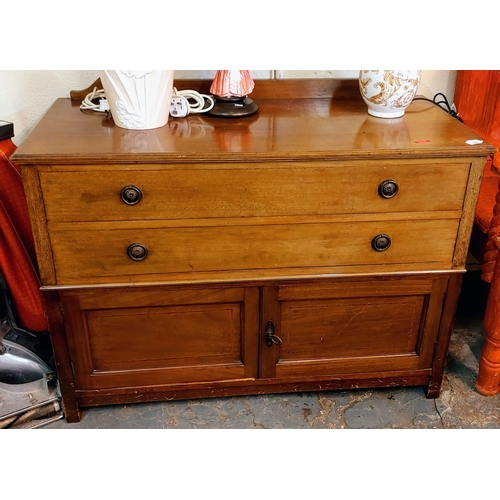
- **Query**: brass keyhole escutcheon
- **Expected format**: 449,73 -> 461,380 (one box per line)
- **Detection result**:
265,320 -> 282,347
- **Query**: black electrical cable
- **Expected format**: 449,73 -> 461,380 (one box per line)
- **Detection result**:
413,93 -> 463,122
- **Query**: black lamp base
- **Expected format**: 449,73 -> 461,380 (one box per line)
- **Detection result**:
208,96 -> 259,118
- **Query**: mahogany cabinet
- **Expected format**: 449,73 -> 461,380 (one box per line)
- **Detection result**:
12,79 -> 495,422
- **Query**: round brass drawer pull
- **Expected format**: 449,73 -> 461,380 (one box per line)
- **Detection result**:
127,243 -> 148,261
120,185 -> 143,205
372,234 -> 391,252
378,179 -> 399,199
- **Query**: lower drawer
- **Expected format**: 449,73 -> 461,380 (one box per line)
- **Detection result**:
49,218 -> 460,284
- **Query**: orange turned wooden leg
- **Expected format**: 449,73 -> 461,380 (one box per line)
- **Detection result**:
476,268 -> 500,395
477,178 -> 500,395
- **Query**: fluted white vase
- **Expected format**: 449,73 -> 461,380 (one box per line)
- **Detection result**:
359,70 -> 421,118
99,70 -> 174,130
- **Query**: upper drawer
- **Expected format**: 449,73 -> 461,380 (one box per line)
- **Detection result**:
38,160 -> 471,222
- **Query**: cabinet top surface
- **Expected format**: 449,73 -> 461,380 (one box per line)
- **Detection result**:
12,79 -> 495,165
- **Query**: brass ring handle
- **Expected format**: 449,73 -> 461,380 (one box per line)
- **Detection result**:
265,320 -> 282,347
268,333 -> 283,345
120,185 -> 143,205
127,243 -> 148,261
378,179 -> 399,199
371,234 -> 391,252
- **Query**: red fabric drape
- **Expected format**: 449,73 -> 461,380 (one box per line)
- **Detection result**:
0,138 -> 17,163
0,139 -> 48,332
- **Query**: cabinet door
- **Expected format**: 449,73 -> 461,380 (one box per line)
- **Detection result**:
259,276 -> 448,380
61,285 -> 259,390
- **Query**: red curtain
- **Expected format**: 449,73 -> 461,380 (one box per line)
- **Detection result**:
0,139 -> 48,332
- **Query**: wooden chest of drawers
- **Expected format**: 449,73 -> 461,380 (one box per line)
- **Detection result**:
12,79 -> 495,422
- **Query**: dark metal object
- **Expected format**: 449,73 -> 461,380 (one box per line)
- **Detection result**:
208,95 -> 259,118
127,243 -> 148,261
0,120 -> 14,141
0,271 -> 62,426
120,185 -> 143,205
0,325 -> 54,385
378,179 -> 399,199
265,320 -> 282,347
0,272 -> 54,369
372,234 -> 392,252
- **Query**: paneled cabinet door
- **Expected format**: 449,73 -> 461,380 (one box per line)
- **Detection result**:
259,276 -> 449,381
61,285 -> 260,390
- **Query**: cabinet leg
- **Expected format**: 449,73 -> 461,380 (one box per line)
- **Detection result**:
44,291 -> 82,422
61,399 -> 81,423
426,274 -> 463,399
426,383 -> 441,399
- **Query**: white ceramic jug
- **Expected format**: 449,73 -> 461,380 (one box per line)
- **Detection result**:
100,70 -> 175,130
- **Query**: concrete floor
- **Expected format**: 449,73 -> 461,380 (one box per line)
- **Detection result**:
43,271 -> 500,429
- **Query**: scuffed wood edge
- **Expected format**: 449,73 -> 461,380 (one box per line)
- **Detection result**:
427,273 -> 463,397
44,290 -> 81,422
21,166 -> 57,285
453,156 -> 489,268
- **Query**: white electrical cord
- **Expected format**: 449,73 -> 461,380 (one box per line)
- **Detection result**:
80,87 -> 109,114
170,87 -> 214,116
80,87 -> 214,118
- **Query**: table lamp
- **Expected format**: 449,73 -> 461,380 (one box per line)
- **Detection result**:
208,70 -> 259,117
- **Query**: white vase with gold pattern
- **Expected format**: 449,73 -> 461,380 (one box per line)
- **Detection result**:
359,70 -> 421,118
